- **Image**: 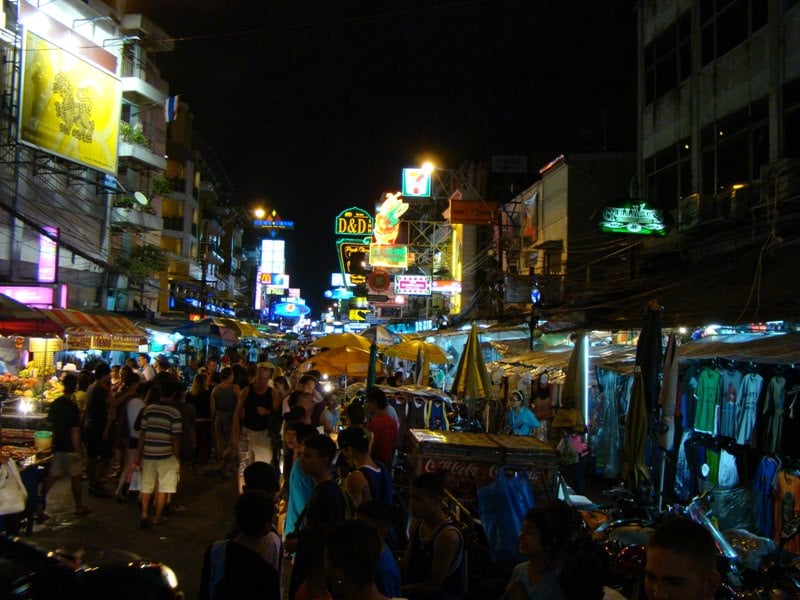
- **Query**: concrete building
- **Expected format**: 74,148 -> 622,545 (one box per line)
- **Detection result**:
635,0 -> 800,325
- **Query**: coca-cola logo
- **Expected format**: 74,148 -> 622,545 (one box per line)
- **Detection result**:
422,458 -> 500,480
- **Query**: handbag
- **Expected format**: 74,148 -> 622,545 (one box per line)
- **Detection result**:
0,460 -> 28,516
477,466 -> 536,564
128,465 -> 142,492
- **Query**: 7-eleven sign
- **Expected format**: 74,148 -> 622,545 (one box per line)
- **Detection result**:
402,168 -> 432,197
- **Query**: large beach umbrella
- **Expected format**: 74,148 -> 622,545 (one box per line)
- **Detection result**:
451,323 -> 492,402
621,369 -> 651,493
360,325 -> 396,347
635,301 -> 663,413
297,346 -> 387,378
366,342 -> 379,388
174,318 -> 239,346
385,339 -> 449,364
312,332 -> 371,351
552,333 -> 587,429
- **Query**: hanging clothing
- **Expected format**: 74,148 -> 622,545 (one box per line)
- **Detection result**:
705,448 -> 720,485
595,370 -> 622,479
736,373 -> 763,445
780,387 -> 800,457
674,430 -> 695,500
775,470 -> 800,554
681,365 -> 701,429
762,376 -> 786,454
424,400 -> 449,431
719,370 -> 742,439
694,368 -> 722,435
718,450 -> 739,487
753,455 -> 781,537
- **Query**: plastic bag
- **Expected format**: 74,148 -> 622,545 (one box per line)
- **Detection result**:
128,466 -> 142,492
0,460 -> 27,516
477,466 -> 535,564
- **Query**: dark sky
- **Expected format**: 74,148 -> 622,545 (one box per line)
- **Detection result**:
127,0 -> 636,313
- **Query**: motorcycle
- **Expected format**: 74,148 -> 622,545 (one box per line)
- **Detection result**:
591,489 -> 800,600
0,535 -> 182,599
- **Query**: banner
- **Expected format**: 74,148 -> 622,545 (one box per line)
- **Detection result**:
19,30 -> 122,175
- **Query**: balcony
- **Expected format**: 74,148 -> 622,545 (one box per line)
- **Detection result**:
119,141 -> 166,171
110,206 -> 161,232
162,215 -> 184,232
120,56 -> 167,105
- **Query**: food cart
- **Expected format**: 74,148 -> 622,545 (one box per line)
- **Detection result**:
407,429 -> 559,507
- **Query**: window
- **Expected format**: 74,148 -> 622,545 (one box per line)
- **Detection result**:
644,138 -> 692,212
701,0 -> 768,66
699,97 -> 769,191
644,11 -> 691,105
784,77 -> 800,158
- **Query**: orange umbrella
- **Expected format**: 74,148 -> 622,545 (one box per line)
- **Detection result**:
312,332 -> 371,351
298,346 -> 388,378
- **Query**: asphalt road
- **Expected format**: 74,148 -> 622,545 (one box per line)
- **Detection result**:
25,463 -> 239,599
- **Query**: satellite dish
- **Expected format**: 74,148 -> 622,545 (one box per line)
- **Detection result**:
134,191 -> 149,206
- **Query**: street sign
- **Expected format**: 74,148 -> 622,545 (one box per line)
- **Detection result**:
367,294 -> 390,303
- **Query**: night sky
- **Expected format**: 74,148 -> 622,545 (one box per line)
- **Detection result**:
128,0 -> 637,314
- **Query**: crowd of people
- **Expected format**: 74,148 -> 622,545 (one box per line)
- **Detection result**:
40,348 -> 724,600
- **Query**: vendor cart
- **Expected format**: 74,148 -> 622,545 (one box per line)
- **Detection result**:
407,429 -> 559,507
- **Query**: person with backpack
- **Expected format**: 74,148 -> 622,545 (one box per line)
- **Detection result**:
199,490 -> 280,599
337,426 -> 393,512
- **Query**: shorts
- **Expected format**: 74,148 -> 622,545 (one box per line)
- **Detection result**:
238,427 -> 274,476
140,455 -> 180,494
49,452 -> 82,479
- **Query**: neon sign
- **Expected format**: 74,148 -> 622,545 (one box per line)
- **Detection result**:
373,192 -> 408,245
598,199 -> 668,236
334,207 -> 373,236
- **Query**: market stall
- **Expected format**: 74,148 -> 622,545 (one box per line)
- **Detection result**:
663,332 -> 800,552
407,429 -> 559,507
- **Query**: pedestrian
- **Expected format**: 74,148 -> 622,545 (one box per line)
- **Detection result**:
325,519 -> 393,600
355,500 -> 403,598
337,426 -> 393,511
295,524 -> 332,600
644,517 -> 721,600
505,390 -> 541,436
282,422 -> 318,540
199,490 -> 280,599
365,387 -> 398,466
84,363 -> 113,497
137,353 -> 155,382
137,378 -> 182,528
44,373 -> 92,516
232,364 -> 278,493
320,392 -> 340,434
505,505 -> 569,600
210,367 -> 240,476
401,473 -> 466,600
187,369 -> 212,475
288,433 -> 346,599
114,375 -> 147,502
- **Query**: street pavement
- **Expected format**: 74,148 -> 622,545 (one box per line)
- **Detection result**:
25,463 -> 239,599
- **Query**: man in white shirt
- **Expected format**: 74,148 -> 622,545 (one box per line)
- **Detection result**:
137,353 -> 156,382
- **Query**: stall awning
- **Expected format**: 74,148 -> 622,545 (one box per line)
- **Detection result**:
678,333 -> 800,365
38,309 -> 147,351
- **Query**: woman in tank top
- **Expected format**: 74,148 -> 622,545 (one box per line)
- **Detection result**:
232,364 -> 278,493
211,367 -> 240,474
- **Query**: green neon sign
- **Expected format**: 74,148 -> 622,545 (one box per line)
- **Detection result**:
598,199 -> 668,236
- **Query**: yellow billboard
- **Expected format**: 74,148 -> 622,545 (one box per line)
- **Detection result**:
19,30 -> 121,175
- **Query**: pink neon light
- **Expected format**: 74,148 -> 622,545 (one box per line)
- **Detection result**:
38,226 -> 58,283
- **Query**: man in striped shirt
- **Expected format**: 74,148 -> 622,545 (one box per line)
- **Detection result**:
137,376 -> 182,528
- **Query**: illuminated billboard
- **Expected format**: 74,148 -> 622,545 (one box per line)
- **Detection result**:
402,168 -> 432,197
19,30 -> 122,175
395,275 -> 431,296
